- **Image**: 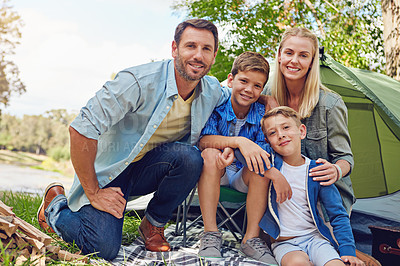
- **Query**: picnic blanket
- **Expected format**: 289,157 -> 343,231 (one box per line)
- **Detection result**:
100,221 -> 275,265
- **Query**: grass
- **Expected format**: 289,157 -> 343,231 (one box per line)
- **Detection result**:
0,191 -> 142,265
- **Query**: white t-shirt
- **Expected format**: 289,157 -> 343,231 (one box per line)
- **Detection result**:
277,157 -> 317,237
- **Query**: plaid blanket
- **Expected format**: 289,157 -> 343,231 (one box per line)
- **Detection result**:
99,221 -> 275,265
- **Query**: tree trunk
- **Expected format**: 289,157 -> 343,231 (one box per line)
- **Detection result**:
382,0 -> 400,81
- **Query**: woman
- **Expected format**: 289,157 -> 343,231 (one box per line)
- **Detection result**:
269,27 -> 356,214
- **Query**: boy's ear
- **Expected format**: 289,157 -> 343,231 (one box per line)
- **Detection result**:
264,137 -> 270,143
299,124 -> 307,140
227,73 -> 234,88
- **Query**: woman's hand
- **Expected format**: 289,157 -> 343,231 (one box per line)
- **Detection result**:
309,158 -> 339,186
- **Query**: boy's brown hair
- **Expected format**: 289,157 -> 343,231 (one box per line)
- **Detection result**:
231,51 -> 270,85
261,106 -> 302,137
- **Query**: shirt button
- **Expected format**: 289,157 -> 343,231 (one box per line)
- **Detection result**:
140,143 -> 144,147
166,106 -> 170,109
174,95 -> 178,99
125,162 -> 129,165
109,176 -> 112,180
153,125 -> 157,128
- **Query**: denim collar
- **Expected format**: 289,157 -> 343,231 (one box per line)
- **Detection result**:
215,96 -> 260,125
167,60 -> 203,100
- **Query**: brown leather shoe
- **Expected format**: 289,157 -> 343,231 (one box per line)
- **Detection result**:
356,249 -> 382,266
37,182 -> 65,233
138,216 -> 171,252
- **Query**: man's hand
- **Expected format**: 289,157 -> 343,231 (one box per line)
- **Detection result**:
216,147 -> 235,169
236,137 -> 270,175
88,187 -> 126,219
266,168 -> 292,203
341,256 -> 365,266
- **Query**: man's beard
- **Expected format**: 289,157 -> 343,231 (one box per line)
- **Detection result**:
175,53 -> 211,81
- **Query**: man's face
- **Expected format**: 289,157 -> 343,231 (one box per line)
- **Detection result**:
263,114 -> 306,158
172,26 -> 217,81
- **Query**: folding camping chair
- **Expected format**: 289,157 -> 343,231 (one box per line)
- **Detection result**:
175,186 -> 247,246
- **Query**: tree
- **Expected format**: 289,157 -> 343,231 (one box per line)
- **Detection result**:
172,0 -> 385,81
0,0 -> 25,110
382,0 -> 400,81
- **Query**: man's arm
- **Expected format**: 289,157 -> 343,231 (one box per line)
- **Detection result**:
69,126 -> 125,218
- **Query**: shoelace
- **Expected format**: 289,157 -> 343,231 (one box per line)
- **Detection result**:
151,226 -> 167,241
247,238 -> 271,255
201,232 -> 221,248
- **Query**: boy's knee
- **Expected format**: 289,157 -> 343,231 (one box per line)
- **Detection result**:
201,148 -> 220,164
282,255 -> 312,266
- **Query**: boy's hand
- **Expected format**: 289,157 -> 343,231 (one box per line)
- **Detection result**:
341,255 -> 365,266
236,137 -> 270,175
266,168 -> 292,203
309,158 -> 338,186
216,147 -> 234,169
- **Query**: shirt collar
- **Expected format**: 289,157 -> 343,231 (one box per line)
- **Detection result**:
166,59 -> 203,99
218,96 -> 260,125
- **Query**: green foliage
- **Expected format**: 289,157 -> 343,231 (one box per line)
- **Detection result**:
0,109 -> 76,159
48,145 -> 70,162
122,210 -> 141,245
0,0 -> 26,108
172,0 -> 385,79
0,190 -> 139,265
1,191 -> 42,228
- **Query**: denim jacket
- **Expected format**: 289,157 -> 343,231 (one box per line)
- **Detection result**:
68,59 -> 230,211
259,160 -> 357,257
301,89 -> 356,214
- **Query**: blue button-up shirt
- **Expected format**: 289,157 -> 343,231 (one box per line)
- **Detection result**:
200,97 -> 273,169
68,59 -> 230,211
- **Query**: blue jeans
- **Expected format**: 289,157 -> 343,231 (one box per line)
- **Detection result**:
45,142 -> 203,260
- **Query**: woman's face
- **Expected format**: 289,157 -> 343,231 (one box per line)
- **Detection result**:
278,36 -> 314,84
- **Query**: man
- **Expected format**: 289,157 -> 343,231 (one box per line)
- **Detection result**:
37,19 -> 230,260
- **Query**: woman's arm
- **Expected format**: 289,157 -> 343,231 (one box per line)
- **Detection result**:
309,94 -> 354,185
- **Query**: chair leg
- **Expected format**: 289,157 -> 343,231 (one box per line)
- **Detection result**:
217,209 -> 241,242
175,204 -> 182,235
183,198 -> 187,247
217,202 -> 246,242
174,187 -> 197,247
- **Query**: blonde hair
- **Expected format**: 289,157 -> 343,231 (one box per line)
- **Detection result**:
261,106 -> 302,137
270,27 -> 328,119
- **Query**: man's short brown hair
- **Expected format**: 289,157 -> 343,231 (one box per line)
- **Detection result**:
174,19 -> 219,52
261,106 -> 302,136
231,51 -> 270,85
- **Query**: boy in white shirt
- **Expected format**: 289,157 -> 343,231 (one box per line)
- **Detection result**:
260,106 -> 364,266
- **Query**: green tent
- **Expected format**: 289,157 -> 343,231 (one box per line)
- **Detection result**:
320,55 -> 400,199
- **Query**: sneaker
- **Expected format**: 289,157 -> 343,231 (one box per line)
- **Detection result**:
240,237 -> 278,265
198,231 -> 223,260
